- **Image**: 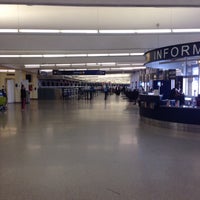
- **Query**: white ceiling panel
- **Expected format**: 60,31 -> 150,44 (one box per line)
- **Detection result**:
0,6 -> 200,29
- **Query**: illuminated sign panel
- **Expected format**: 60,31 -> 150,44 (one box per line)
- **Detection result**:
145,41 -> 200,63
53,70 -> 106,75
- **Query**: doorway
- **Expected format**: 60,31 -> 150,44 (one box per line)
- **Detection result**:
7,79 -> 15,103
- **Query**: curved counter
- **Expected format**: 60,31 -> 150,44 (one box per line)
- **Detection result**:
139,94 -> 200,125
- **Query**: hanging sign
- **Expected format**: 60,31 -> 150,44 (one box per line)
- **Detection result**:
53,70 -> 106,75
145,41 -> 200,63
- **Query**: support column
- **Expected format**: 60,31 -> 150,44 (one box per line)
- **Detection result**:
14,70 -> 26,102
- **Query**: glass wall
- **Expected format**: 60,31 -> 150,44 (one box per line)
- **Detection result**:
182,63 -> 200,96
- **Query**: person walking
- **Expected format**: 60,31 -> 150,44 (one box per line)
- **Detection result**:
21,84 -> 26,110
103,84 -> 109,100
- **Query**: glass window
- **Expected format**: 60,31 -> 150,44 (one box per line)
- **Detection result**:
183,77 -> 199,96
193,67 -> 199,75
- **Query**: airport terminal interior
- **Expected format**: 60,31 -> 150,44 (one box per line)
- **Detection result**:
1,1 -> 200,200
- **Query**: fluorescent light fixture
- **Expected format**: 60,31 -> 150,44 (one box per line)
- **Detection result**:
120,67 -> 146,70
56,64 -> 71,67
109,53 -> 130,56
172,29 -> 200,33
71,63 -> 85,66
0,69 -> 15,72
0,55 -> 19,57
66,54 -> 87,57
119,67 -> 135,70
130,53 -> 144,56
8,69 -> 15,72
40,64 -> 55,67
5,28 -> 200,35
131,63 -> 144,66
100,62 -> 116,66
135,29 -> 171,33
0,70 -> 9,72
40,69 -> 52,72
88,54 -> 109,57
116,63 -> 131,66
0,53 -> 144,58
43,54 -> 66,57
25,64 -> 40,68
0,29 -> 18,33
60,30 -> 98,34
132,66 -> 146,69
19,29 -> 60,33
100,74 -> 130,78
87,63 -> 99,66
99,30 -> 135,34
64,68 -> 87,71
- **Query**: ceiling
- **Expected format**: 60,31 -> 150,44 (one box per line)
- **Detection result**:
0,1 -> 200,83
1,0 -> 200,7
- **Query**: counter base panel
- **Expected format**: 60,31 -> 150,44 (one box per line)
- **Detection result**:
140,106 -> 200,125
140,116 -> 200,133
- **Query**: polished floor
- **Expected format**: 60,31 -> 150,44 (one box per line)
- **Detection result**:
0,94 -> 200,200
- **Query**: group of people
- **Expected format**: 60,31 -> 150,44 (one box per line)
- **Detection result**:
1,84 -> 27,110
0,85 -> 7,111
1,85 -> 7,97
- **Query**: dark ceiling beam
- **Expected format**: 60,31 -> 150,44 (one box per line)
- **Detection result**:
0,0 -> 200,7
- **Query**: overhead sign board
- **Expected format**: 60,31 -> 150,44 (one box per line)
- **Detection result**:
53,70 -> 106,76
145,41 -> 200,63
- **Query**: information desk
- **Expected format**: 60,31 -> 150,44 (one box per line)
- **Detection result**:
139,94 -> 200,125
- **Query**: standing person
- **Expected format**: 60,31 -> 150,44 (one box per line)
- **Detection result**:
21,84 -> 26,110
1,85 -> 7,97
89,85 -> 94,100
103,84 -> 109,100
